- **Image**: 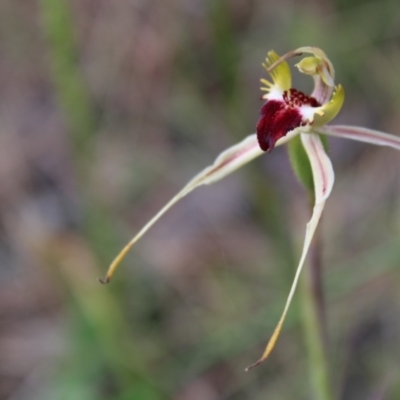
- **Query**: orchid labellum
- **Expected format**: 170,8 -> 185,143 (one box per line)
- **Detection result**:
100,47 -> 400,370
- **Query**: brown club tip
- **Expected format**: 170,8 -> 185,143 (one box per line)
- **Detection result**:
98,276 -> 110,284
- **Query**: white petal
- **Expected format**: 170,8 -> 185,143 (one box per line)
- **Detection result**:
246,133 -> 334,370
301,133 -> 335,203
100,132 -> 301,283
187,134 -> 263,188
318,125 -> 400,150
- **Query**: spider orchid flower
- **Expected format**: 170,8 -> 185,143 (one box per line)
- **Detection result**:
100,46 -> 400,370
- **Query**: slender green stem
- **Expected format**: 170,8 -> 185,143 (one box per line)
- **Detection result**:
308,218 -> 328,347
299,201 -> 333,400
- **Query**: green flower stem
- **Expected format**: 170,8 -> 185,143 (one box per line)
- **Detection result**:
308,217 -> 328,347
299,198 -> 333,400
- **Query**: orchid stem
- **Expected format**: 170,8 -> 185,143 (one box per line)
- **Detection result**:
309,213 -> 328,347
299,197 -> 333,400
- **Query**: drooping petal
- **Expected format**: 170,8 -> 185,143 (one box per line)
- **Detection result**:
317,125 -> 400,150
100,131 -> 301,284
246,133 -> 334,370
301,133 -> 335,203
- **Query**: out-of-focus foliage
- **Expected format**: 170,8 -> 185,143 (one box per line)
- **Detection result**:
1,0 -> 400,399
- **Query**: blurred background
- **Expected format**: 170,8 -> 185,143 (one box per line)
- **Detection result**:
2,0 -> 400,399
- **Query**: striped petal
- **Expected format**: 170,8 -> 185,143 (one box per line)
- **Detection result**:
100,131 -> 301,284
317,125 -> 400,150
246,133 -> 334,370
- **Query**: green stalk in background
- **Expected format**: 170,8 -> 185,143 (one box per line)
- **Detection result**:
39,1 -> 166,398
40,0 -> 96,163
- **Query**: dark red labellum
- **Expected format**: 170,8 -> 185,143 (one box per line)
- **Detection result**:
257,100 -> 302,152
256,89 -> 320,152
